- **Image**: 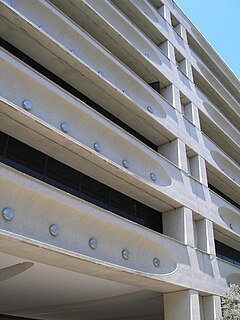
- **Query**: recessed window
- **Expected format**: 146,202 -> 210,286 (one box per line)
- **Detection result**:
81,175 -> 109,207
215,240 -> 240,266
0,131 -> 7,160
137,203 -> 162,233
1,132 -> 163,235
1,39 -> 158,153
149,81 -> 161,94
6,137 -> 45,179
110,190 -> 136,221
46,157 -> 79,195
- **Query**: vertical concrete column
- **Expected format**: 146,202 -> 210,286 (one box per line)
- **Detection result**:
175,23 -> 188,43
159,40 -> 176,63
160,84 -> 174,106
158,138 -> 187,170
195,219 -> 216,254
173,85 -> 182,111
172,87 -> 182,114
199,156 -> 208,186
201,295 -> 222,320
160,84 -> 181,110
186,60 -> 194,82
160,5 -> 171,25
188,154 -> 201,180
164,290 -> 201,320
192,103 -> 201,129
163,206 -> 195,246
158,138 -> 179,166
179,140 -> 188,172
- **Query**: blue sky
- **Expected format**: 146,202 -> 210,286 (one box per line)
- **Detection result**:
174,0 -> 240,79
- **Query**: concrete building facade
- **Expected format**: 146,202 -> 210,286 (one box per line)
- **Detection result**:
0,0 -> 239,319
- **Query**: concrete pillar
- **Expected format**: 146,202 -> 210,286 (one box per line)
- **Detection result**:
188,154 -> 201,180
159,40 -> 176,62
200,295 -> 222,320
182,102 -> 194,122
177,59 -> 193,82
158,138 -> 187,170
196,218 -> 216,255
186,153 -> 207,184
160,84 -> 174,106
158,138 -> 179,166
179,140 -> 188,172
178,58 -> 188,75
199,156 -> 208,186
164,290 -> 201,320
186,60 -> 194,82
192,103 -> 201,129
173,85 -> 182,111
163,206 -> 195,246
160,5 -> 171,25
174,23 -> 188,43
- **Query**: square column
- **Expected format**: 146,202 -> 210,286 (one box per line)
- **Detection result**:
158,138 -> 188,171
200,295 -> 222,320
158,5 -> 172,25
159,40 -> 176,62
164,290 -> 201,320
163,206 -> 195,246
174,23 -> 188,43
194,218 -> 216,255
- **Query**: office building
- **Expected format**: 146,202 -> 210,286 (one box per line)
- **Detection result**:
0,0 -> 239,319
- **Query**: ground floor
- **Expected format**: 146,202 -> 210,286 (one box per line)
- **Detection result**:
0,251 -> 223,320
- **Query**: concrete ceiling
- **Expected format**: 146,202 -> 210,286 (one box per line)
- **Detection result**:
0,252 -> 164,320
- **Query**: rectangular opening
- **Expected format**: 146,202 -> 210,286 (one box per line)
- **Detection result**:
81,175 -> 110,208
150,0 -> 164,11
215,240 -> 240,266
5,137 -> 45,180
0,38 -> 159,153
170,12 -> 180,28
175,48 -> 188,76
180,92 -> 194,123
1,132 -> 163,234
149,81 -> 161,94
193,213 -> 209,252
46,157 -> 80,195
149,81 -> 174,106
186,146 -> 200,180
170,13 -> 183,38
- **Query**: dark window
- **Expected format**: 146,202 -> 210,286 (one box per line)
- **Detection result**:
149,81 -> 161,94
81,175 -> 109,208
110,190 -> 136,221
209,184 -> 240,209
0,131 -> 7,160
46,157 -> 79,195
215,240 -> 240,266
1,132 -> 163,234
137,203 -> 162,233
5,137 -> 45,179
0,38 -> 158,152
